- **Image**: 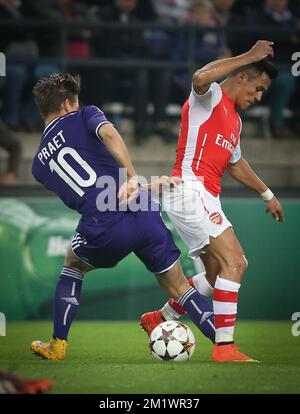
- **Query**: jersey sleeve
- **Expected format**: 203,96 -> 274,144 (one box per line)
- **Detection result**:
189,82 -> 222,108
229,141 -> 241,164
82,105 -> 111,137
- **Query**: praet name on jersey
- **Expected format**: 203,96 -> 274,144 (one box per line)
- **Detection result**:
37,129 -> 66,166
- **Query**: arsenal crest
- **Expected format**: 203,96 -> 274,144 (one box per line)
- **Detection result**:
209,212 -> 223,225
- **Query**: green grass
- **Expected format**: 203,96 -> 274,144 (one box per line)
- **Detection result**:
1,321 -> 300,394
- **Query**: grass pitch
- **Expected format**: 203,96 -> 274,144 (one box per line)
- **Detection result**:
1,321 -> 299,394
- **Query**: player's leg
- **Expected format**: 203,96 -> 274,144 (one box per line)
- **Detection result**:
154,259 -> 215,343
53,246 -> 93,340
206,227 -> 258,362
135,206 -> 215,343
140,253 -> 218,332
165,182 -> 219,298
31,213 -> 142,360
141,182 -> 217,332
31,245 -> 93,360
159,252 -> 218,321
200,252 -> 220,287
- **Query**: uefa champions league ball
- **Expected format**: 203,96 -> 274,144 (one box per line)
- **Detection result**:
149,321 -> 196,362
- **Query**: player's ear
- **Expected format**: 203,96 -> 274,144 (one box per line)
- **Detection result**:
236,71 -> 249,84
61,98 -> 69,112
63,98 -> 75,113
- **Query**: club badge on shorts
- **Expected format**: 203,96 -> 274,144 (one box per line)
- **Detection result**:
209,212 -> 223,225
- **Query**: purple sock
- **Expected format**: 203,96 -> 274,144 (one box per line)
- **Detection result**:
53,267 -> 83,340
177,287 -> 215,343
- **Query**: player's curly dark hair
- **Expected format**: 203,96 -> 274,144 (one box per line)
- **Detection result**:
33,73 -> 81,119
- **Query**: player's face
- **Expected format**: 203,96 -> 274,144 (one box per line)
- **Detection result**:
236,72 -> 271,110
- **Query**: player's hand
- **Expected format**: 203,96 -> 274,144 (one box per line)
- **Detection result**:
265,196 -> 284,222
150,176 -> 183,193
118,176 -> 140,205
247,40 -> 274,62
158,176 -> 182,191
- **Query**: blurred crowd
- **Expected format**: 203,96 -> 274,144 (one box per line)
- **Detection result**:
0,0 -> 300,185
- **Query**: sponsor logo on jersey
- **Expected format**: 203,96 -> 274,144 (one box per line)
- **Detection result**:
209,212 -> 223,225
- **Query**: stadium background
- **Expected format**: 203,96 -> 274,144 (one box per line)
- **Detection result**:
0,0 -> 300,395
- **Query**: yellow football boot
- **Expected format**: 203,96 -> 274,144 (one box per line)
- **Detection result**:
31,338 -> 68,360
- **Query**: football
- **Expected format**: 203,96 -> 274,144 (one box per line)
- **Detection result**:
149,321 -> 196,361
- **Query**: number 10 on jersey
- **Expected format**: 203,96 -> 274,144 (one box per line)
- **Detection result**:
49,147 -> 97,196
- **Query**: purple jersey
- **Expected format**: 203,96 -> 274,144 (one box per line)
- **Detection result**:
32,105 -> 180,272
32,106 -> 119,217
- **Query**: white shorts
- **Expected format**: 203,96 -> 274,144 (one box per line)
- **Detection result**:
163,181 -> 232,259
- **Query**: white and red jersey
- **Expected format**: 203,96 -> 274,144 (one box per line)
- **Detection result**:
172,82 -> 242,196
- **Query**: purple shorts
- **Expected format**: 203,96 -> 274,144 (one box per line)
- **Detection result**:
71,209 -> 180,274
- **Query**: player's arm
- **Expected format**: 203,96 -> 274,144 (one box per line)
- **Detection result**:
227,157 -> 284,222
193,40 -> 274,94
98,123 -> 137,179
98,123 -> 139,203
143,176 -> 182,193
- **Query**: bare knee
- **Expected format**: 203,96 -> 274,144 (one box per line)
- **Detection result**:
64,246 -> 92,274
221,254 -> 248,280
243,255 -> 248,270
229,255 -> 248,276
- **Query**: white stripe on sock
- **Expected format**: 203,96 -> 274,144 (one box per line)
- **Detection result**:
63,267 -> 83,277
190,299 -> 203,316
178,287 -> 196,306
61,269 -> 83,281
216,326 -> 235,334
215,276 -> 240,292
178,288 -> 195,307
213,300 -> 237,315
177,287 -> 193,304
207,319 -> 216,331
61,272 -> 83,281
215,327 -> 234,343
63,304 -> 71,326
71,282 -> 76,296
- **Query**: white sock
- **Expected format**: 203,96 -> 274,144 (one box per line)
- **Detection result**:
161,302 -> 182,320
192,272 -> 214,297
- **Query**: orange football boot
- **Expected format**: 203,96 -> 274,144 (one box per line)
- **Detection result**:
0,371 -> 53,394
211,343 -> 259,363
140,310 -> 165,336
